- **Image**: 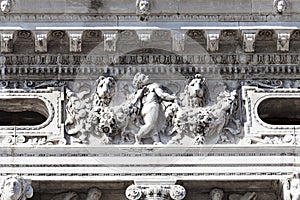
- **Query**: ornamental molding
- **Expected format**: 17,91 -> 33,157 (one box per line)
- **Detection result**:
0,87 -> 65,145
242,86 -> 300,145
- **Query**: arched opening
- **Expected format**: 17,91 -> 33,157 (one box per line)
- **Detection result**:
258,98 -> 300,125
0,98 -> 48,126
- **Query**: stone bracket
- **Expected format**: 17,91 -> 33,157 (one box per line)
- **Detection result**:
103,31 -> 117,52
1,32 -> 13,53
206,31 -> 220,52
68,31 -> 83,53
34,31 -> 48,53
277,32 -> 290,52
172,31 -> 186,52
243,32 -> 256,53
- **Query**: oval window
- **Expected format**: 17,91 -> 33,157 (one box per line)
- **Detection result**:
0,98 -> 48,126
258,98 -> 300,125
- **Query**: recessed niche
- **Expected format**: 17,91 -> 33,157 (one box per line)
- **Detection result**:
0,98 -> 48,126
258,98 -> 300,125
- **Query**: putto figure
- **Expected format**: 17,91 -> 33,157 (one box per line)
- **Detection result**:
130,72 -> 177,144
136,0 -> 151,15
273,0 -> 287,13
0,176 -> 33,200
0,0 -> 12,13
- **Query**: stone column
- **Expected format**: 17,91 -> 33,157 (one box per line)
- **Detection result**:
126,184 -> 186,200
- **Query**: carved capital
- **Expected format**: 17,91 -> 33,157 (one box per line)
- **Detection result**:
243,33 -> 256,53
34,32 -> 48,53
1,32 -> 13,53
282,173 -> 300,200
172,31 -> 185,52
0,175 -> 33,200
68,31 -> 83,53
206,32 -> 219,52
103,31 -> 117,52
125,184 -> 186,200
277,32 -> 290,52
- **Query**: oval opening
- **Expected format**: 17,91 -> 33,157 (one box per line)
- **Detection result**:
258,98 -> 300,125
0,98 -> 48,126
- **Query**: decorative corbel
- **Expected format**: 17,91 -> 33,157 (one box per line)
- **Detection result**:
172,31 -> 186,52
68,31 -> 83,53
103,31 -> 117,52
1,32 -> 13,53
206,31 -> 220,52
34,32 -> 48,53
277,32 -> 290,52
243,32 -> 256,53
136,30 -> 152,47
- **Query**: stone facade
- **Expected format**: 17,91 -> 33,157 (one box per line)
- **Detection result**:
1,0 -> 300,199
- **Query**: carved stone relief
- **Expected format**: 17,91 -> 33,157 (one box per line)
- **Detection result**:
64,73 -> 240,145
0,0 -> 13,14
0,175 -> 33,200
274,0 -> 288,14
136,0 -> 151,16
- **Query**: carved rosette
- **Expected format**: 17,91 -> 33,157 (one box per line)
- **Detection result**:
125,185 -> 186,200
126,185 -> 143,200
169,185 -> 186,200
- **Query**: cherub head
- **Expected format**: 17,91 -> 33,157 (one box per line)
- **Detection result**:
0,0 -> 12,13
274,0 -> 287,13
0,176 -> 33,200
136,0 -> 151,15
132,72 -> 150,89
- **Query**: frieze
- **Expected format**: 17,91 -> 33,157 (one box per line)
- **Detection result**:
64,73 -> 241,145
0,14 -> 268,22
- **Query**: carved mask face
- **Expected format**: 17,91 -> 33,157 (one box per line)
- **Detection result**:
138,0 -> 150,14
2,178 -> 22,200
0,0 -> 11,13
276,0 -> 287,13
